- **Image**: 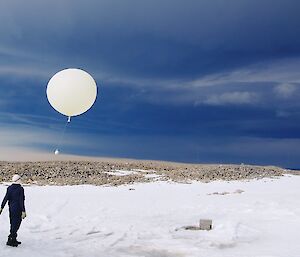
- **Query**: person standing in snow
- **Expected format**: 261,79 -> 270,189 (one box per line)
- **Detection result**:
0,174 -> 26,247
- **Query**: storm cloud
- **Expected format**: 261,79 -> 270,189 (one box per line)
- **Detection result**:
0,0 -> 300,167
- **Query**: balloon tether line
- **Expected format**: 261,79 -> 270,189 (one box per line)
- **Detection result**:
55,117 -> 71,154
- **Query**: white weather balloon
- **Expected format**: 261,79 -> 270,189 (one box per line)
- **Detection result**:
47,68 -> 97,118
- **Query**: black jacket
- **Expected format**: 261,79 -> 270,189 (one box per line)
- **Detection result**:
1,184 -> 25,213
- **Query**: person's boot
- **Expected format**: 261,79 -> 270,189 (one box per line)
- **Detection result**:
6,236 -> 18,247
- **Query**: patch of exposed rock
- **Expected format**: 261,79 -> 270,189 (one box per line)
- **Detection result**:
0,160 -> 294,186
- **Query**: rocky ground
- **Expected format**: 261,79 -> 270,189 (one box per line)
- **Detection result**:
0,159 -> 297,186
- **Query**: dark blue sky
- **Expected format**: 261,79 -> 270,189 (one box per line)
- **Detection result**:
0,0 -> 300,167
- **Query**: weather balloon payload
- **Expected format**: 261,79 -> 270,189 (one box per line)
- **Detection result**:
46,68 -> 98,154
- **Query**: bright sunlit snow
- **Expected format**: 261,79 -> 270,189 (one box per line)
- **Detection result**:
0,175 -> 299,257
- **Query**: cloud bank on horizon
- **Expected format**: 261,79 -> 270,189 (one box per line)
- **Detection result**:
0,0 -> 300,167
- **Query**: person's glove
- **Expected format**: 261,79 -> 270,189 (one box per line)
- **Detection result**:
21,212 -> 26,219
0,208 -> 2,215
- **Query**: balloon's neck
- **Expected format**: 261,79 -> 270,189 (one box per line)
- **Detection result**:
67,116 -> 71,123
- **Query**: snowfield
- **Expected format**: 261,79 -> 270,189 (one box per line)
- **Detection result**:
0,175 -> 299,257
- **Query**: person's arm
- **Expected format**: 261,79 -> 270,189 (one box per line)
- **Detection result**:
20,187 -> 26,212
20,187 -> 26,219
1,188 -> 9,209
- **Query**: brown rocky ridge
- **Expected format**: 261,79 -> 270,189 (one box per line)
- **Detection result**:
0,159 -> 297,186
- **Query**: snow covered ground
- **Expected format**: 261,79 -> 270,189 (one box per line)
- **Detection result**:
0,175 -> 299,257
